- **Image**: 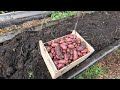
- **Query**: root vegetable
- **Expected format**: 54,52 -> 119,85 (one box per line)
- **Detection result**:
60,44 -> 67,50
76,38 -> 81,44
54,39 -> 60,43
53,52 -> 56,56
54,56 -> 57,61
81,48 -> 88,53
47,41 -> 52,46
73,34 -> 77,39
67,48 -> 70,53
57,64 -> 64,70
82,52 -> 87,56
55,46 -> 63,59
69,55 -> 73,60
73,50 -> 78,60
78,52 -> 82,57
65,38 -> 73,42
64,54 -> 69,61
46,46 -> 51,52
59,40 -> 65,43
58,60 -> 68,64
51,43 -> 59,47
70,50 -> 73,55
62,43 -> 68,45
67,34 -> 74,39
68,41 -> 73,44
54,60 -> 58,65
68,44 -> 74,49
51,48 -> 55,53
73,43 -> 76,46
49,53 -> 53,59
62,50 -> 66,53
76,42 -> 86,51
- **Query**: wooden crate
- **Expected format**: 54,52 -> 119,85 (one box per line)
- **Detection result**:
39,30 -> 95,79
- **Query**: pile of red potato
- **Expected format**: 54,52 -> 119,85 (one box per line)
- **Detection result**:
45,34 -> 90,70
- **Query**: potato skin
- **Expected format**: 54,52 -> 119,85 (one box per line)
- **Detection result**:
51,43 -> 59,47
45,34 -> 90,70
60,44 -> 67,50
73,50 -> 78,61
68,44 -> 74,49
57,64 -> 64,70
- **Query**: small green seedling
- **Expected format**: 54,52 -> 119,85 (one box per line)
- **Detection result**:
51,11 -> 78,20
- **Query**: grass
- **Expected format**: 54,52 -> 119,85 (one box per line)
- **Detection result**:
27,66 -> 34,79
51,11 -> 78,20
74,64 -> 108,79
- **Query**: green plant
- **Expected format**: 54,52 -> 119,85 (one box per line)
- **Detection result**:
27,66 -> 34,79
74,64 -> 106,79
51,11 -> 78,20
116,49 -> 120,54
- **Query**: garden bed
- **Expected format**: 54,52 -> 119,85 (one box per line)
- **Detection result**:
0,11 -> 120,79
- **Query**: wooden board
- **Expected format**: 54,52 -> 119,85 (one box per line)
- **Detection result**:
39,30 -> 95,79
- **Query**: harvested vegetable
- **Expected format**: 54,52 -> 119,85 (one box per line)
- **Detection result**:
45,34 -> 90,70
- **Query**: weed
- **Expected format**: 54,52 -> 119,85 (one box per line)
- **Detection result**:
74,64 -> 106,79
27,66 -> 34,79
51,11 -> 78,20
116,49 -> 120,54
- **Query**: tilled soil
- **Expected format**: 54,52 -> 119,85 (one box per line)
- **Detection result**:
97,48 -> 120,79
0,11 -> 120,79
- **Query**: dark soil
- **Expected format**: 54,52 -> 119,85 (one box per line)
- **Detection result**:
97,48 -> 120,79
0,11 -> 120,79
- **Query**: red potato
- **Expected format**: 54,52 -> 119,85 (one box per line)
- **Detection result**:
47,41 -> 52,46
46,46 -> 51,53
54,39 -> 60,43
51,48 -> 55,54
53,56 -> 57,61
64,54 -> 69,61
81,48 -> 88,53
68,41 -> 73,44
78,52 -> 82,57
68,60 -> 72,63
82,52 -> 87,56
62,43 -> 68,45
73,43 -> 76,46
58,60 -> 68,64
51,43 -> 59,47
73,50 -> 78,61
73,34 -> 77,39
49,52 -> 53,59
59,39 -> 65,44
67,48 -> 70,53
76,38 -> 81,44
54,60 -> 58,65
67,34 -> 74,39
55,46 -> 63,59
57,64 -> 64,70
68,44 -> 74,49
69,55 -> 73,60
76,42 -> 86,51
70,50 -> 73,55
74,44 -> 78,48
60,44 -> 67,50
62,50 -> 66,53
65,38 -> 73,42
52,52 -> 56,57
